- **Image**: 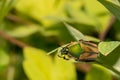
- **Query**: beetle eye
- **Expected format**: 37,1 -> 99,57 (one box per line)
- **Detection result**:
61,47 -> 68,54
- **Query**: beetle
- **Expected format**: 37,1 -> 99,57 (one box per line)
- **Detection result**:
57,40 -> 98,62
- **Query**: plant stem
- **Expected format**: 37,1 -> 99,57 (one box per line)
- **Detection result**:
0,30 -> 29,48
99,16 -> 116,41
6,14 -> 32,25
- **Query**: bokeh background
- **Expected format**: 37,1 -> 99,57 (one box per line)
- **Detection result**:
0,0 -> 120,80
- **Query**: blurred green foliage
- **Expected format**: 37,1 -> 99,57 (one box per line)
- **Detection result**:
23,47 -> 76,80
0,0 -> 120,80
0,49 -> 9,72
86,64 -> 112,80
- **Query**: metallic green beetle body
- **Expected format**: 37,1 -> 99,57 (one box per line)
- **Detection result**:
58,40 -> 98,62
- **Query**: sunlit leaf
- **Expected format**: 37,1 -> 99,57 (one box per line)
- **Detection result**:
98,0 -> 120,21
0,50 -> 9,66
85,0 -> 108,15
52,56 -> 77,80
0,49 -> 9,72
7,25 -> 40,38
97,41 -> 120,77
15,0 -> 66,26
86,64 -> 112,80
85,35 -> 100,42
65,0 -> 97,26
23,47 -> 53,80
85,0 -> 111,32
98,41 -> 120,56
23,47 -> 77,80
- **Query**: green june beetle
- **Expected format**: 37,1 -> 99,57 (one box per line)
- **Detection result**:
58,40 -> 98,62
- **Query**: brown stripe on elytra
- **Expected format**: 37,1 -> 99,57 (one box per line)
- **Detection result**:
79,52 -> 98,62
85,51 -> 98,54
79,40 -> 97,48
85,46 -> 98,53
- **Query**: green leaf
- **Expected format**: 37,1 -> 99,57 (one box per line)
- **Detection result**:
97,41 -> 120,77
23,47 -> 77,80
98,41 -> 120,67
7,24 -> 59,38
85,35 -> 100,42
23,47 -> 53,80
86,0 -> 111,32
86,64 -> 112,80
0,49 -> 9,72
64,23 -> 87,41
52,56 -> 77,80
98,41 -> 120,56
0,50 -> 9,66
7,25 -> 40,38
85,0 -> 111,32
66,1 -> 97,26
85,0 -> 109,15
98,0 -> 120,21
15,0 -> 66,26
0,0 -> 16,23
